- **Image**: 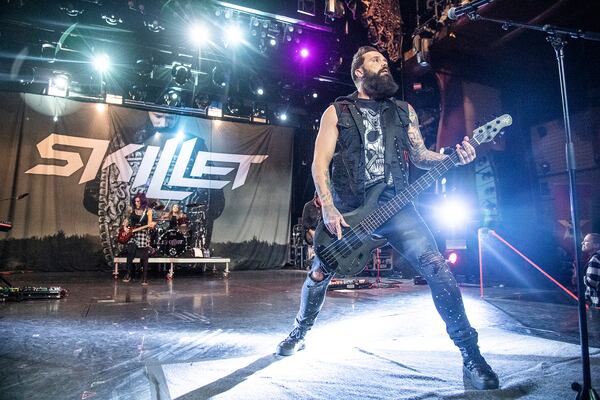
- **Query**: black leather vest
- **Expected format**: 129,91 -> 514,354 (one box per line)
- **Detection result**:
331,92 -> 411,211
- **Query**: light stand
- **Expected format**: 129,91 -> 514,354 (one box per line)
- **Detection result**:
461,11 -> 600,399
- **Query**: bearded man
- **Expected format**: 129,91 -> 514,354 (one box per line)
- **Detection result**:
275,46 -> 499,391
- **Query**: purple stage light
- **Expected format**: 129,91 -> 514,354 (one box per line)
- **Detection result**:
300,48 -> 309,58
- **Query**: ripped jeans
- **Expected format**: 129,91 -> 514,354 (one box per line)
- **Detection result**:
292,202 -> 478,348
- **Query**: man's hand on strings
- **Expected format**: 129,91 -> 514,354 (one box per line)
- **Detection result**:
322,205 -> 349,240
456,136 -> 476,165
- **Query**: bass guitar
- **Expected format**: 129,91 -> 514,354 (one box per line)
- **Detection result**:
313,114 -> 513,277
117,223 -> 154,245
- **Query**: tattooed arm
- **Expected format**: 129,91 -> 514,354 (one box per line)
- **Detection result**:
406,104 -> 446,169
312,105 -> 349,239
406,104 -> 476,169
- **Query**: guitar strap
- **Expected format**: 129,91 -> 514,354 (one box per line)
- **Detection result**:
140,208 -> 147,225
133,208 -> 147,227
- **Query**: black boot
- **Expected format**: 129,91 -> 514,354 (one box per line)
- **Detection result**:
275,327 -> 307,356
460,344 -> 499,390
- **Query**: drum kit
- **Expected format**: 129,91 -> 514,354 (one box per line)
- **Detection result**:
148,202 -> 209,257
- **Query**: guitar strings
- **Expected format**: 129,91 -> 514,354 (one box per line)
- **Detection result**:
318,134 -> 487,267
319,128 -> 491,263
319,158 -> 453,264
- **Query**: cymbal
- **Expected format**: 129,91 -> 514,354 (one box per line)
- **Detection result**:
185,203 -> 207,209
149,201 -> 165,210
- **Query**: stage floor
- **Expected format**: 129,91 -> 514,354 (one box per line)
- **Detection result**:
1,270 -> 599,400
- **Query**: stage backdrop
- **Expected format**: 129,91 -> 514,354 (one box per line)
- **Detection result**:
0,92 -> 293,270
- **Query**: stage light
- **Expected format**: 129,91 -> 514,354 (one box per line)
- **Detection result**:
278,112 -> 288,121
249,76 -> 265,96
226,97 -> 242,115
269,38 -> 277,46
448,252 -> 458,265
252,103 -> 267,124
144,19 -> 165,33
102,13 -> 123,26
163,89 -> 182,107
436,197 -> 471,229
212,66 -> 230,88
413,35 -> 431,67
300,48 -> 310,58
105,93 -> 123,105
135,58 -> 153,77
303,88 -> 319,105
92,54 -> 110,73
60,4 -> 84,17
128,84 -> 148,101
194,93 -> 211,110
225,25 -> 244,46
171,64 -> 191,86
326,53 -> 343,74
189,24 -> 210,47
48,72 -> 70,97
96,103 -> 106,112
207,102 -> 223,118
325,0 -> 346,18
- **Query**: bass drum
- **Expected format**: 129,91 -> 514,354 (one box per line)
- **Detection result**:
159,230 -> 187,257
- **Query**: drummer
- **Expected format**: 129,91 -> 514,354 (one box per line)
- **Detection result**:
163,204 -> 187,229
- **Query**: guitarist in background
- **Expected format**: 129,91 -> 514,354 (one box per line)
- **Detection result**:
302,192 -> 322,246
302,192 -> 322,266
122,193 -> 154,285
275,46 -> 499,390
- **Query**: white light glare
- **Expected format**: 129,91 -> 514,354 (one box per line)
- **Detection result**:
189,24 -> 210,46
48,74 -> 69,97
92,54 -> 110,72
256,88 -> 264,96
279,113 -> 288,121
448,252 -> 458,264
225,25 -> 244,45
436,198 -> 470,229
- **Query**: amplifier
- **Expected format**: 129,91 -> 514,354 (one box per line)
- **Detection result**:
0,286 -> 67,301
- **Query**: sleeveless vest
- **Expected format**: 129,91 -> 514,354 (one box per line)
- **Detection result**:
331,92 -> 411,211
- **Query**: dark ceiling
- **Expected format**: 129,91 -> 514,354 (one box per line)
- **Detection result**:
0,0 -> 598,125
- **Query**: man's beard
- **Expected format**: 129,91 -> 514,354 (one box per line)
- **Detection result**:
361,69 -> 399,100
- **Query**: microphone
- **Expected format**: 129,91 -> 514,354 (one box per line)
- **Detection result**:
448,0 -> 494,20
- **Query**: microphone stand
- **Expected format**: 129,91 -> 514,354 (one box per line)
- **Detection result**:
461,11 -> 600,399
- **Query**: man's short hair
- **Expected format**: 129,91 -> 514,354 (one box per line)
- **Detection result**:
351,45 -> 379,86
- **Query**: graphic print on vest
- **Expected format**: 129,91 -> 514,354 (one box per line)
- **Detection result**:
359,105 -> 385,187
